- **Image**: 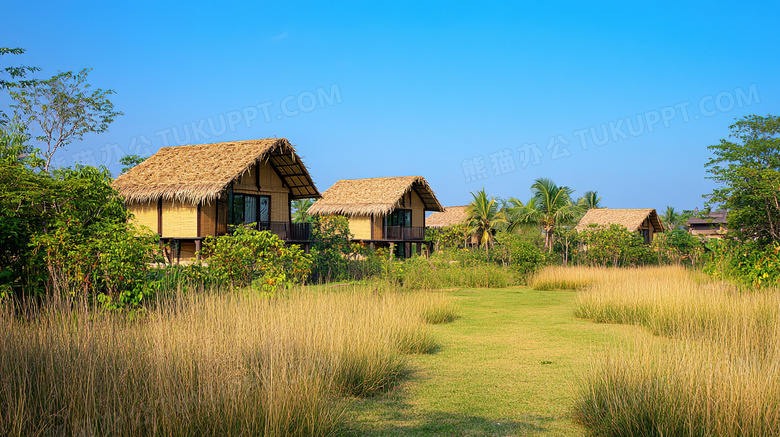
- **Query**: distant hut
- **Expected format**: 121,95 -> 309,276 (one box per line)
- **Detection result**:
307,176 -> 444,258
575,208 -> 664,244
426,205 -> 469,229
112,139 -> 320,262
426,205 -> 479,247
687,210 -> 728,238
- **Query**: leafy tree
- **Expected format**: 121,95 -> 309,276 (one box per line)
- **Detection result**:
291,198 -> 315,223
578,224 -> 655,267
492,231 -> 544,276
660,206 -> 682,230
426,223 -> 470,252
119,154 -> 147,175
310,215 -> 353,282
465,189 -> 507,253
9,68 -> 123,172
577,190 -> 602,210
705,114 -> 780,246
507,178 -> 580,252
0,47 -> 40,124
652,229 -> 704,266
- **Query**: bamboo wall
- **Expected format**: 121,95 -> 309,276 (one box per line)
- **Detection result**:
348,216 -> 372,240
128,201 -> 158,234
161,200 -> 198,237
200,201 -> 217,237
372,215 -> 383,239
409,190 -> 425,228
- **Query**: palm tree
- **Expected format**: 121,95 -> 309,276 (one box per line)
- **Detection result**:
577,190 -> 602,210
291,198 -> 315,223
465,189 -> 507,253
507,178 -> 580,252
660,206 -> 681,230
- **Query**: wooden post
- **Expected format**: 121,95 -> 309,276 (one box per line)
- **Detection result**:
157,198 -> 163,236
416,242 -> 422,255
196,203 -> 201,238
195,239 -> 202,262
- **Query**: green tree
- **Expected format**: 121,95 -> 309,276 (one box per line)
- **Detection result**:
577,190 -> 602,210
310,215 -> 353,282
9,68 -> 123,172
705,114 -> 780,246
579,224 -> 655,267
291,198 -> 315,223
0,47 -> 40,124
507,178 -> 580,252
465,189 -> 507,253
660,206 -> 682,230
119,154 -> 147,174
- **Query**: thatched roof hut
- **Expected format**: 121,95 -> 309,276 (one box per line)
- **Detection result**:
113,138 -> 320,205
575,208 -> 664,243
426,205 -> 469,228
307,176 -> 443,217
575,208 -> 664,232
687,210 -> 727,238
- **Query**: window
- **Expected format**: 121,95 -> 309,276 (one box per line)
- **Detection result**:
230,193 -> 270,227
386,209 -> 411,227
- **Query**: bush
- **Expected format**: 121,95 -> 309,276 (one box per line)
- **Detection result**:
652,229 -> 705,266
309,215 -> 353,282
703,239 -> 780,289
200,225 -> 312,292
493,231 -> 545,277
578,224 -> 655,267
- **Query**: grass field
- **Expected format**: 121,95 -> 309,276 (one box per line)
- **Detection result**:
344,286 -> 643,436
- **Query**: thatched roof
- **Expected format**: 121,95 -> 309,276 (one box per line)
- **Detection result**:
426,205 -> 469,228
687,210 -> 728,225
575,208 -> 664,233
308,176 -> 444,217
112,138 -> 320,204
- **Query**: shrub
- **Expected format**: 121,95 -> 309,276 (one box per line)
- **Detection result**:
704,239 -> 780,289
200,225 -> 312,292
309,215 -> 353,282
493,231 -> 545,277
578,224 -> 655,267
652,229 -> 705,266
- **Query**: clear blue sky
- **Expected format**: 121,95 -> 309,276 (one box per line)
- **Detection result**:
3,1 -> 779,211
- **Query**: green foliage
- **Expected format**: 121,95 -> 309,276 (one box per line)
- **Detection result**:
310,215 -> 353,282
426,223 -> 469,252
652,229 -> 705,266
703,239 -> 780,289
397,255 -> 513,289
576,190 -> 602,210
705,114 -> 780,246
492,231 -> 544,277
506,178 -> 580,252
9,68 -> 123,172
291,198 -> 315,223
25,165 -> 162,305
465,189 -> 506,253
578,224 -> 655,267
200,225 -> 312,292
118,154 -> 146,174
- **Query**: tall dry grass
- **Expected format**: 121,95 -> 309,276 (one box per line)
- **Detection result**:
534,265 -> 780,436
0,287 -> 455,436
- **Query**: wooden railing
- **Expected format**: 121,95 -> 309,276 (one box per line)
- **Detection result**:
257,222 -> 311,241
383,226 -> 425,241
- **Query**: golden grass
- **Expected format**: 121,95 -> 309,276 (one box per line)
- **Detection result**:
533,265 -> 780,436
0,287 -> 455,436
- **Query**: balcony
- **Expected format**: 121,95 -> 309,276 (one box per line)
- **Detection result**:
383,226 -> 425,241
257,221 -> 312,241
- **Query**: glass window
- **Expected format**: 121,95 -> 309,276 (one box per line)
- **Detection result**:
230,194 -> 271,226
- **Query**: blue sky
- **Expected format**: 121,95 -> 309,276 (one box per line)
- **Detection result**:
2,1 -> 778,211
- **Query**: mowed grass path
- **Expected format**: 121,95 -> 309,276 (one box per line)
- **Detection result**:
344,287 -> 642,436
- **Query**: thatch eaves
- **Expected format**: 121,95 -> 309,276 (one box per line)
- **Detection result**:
426,205 -> 469,228
575,208 -> 664,233
308,176 -> 444,217
112,138 -> 320,205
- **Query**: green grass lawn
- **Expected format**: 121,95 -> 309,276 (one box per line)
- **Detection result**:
343,287 -> 642,436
